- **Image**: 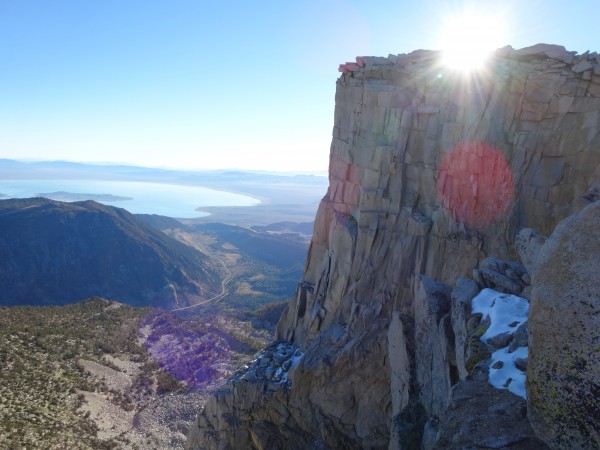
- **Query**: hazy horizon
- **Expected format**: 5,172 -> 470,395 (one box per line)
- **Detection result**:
0,157 -> 330,177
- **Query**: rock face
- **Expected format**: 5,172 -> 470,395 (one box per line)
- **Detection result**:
187,44 -> 600,449
528,200 -> 600,448
413,276 -> 454,418
423,378 -> 546,450
0,198 -> 220,307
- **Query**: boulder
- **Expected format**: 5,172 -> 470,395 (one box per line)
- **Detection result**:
424,379 -> 548,450
515,228 -> 547,275
488,331 -> 514,349
578,181 -> 600,204
515,357 -> 528,372
513,43 -> 575,64
478,268 -> 523,294
509,321 -> 528,353
528,201 -> 600,448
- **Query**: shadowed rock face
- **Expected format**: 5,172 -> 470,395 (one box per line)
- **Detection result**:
423,379 -> 547,450
187,44 -> 600,449
0,198 -> 220,307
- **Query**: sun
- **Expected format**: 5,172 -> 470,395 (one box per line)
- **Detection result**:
439,11 -> 507,71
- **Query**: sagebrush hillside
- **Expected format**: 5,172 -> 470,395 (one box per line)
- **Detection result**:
0,297 -> 270,449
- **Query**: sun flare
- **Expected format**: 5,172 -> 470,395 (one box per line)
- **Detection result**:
440,11 -> 507,71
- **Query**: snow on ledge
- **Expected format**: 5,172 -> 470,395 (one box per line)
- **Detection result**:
471,288 -> 529,399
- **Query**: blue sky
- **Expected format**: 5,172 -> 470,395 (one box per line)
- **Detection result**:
0,0 -> 598,172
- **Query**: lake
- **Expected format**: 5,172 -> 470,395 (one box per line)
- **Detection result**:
0,180 -> 260,218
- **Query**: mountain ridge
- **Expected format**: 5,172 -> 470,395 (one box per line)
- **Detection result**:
0,197 -> 221,307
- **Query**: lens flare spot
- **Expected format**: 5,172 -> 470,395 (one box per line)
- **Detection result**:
436,141 -> 513,227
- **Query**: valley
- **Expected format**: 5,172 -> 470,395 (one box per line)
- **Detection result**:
0,184 -> 314,448
158,221 -> 310,314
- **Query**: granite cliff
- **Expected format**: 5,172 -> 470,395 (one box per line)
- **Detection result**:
186,44 -> 600,449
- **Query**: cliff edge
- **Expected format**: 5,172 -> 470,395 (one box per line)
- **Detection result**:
187,44 -> 600,449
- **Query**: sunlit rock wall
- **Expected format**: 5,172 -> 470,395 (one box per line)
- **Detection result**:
278,43 -> 600,346
187,44 -> 600,449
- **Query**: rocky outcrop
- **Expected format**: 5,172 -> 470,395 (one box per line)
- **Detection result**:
424,284 -> 544,450
187,44 -> 600,449
413,276 -> 454,418
423,377 -> 547,450
450,277 -> 481,380
528,200 -> 600,448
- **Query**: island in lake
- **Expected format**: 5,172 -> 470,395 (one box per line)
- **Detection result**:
36,191 -> 133,202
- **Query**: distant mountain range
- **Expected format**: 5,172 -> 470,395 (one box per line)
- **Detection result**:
0,158 -> 328,224
0,158 -> 328,187
0,198 -> 221,307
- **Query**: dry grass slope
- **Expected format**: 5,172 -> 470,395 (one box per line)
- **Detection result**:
0,297 -> 271,449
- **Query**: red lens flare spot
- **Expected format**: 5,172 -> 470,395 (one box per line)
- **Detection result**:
436,141 -> 514,227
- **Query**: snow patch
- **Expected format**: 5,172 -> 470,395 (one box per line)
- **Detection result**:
489,346 -> 528,398
471,288 -> 529,399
